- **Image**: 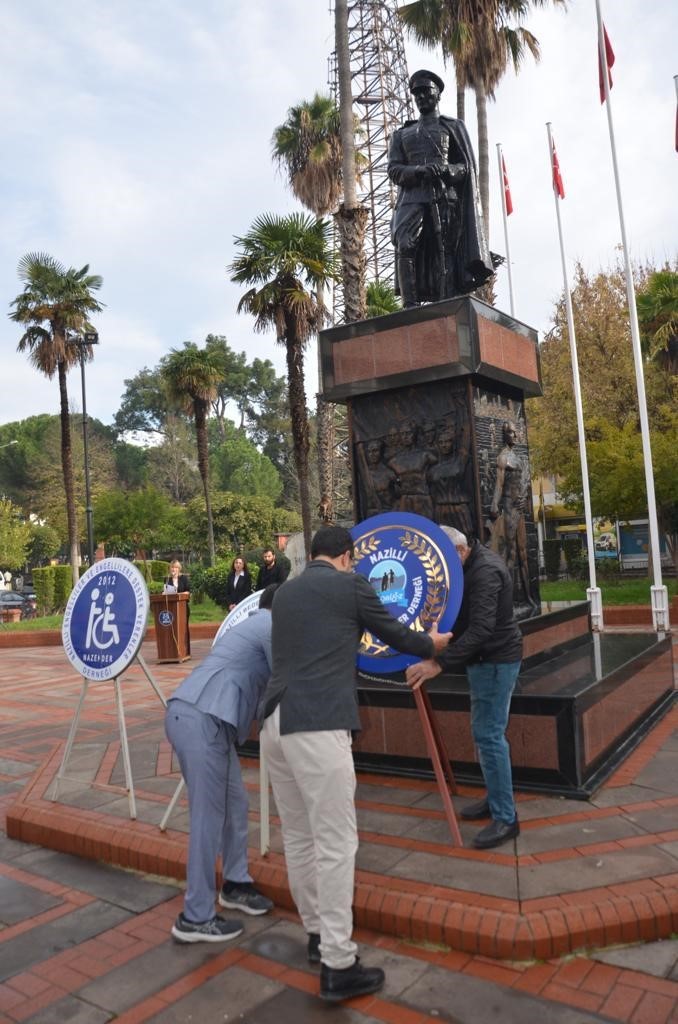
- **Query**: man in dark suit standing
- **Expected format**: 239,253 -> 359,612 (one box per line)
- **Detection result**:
260,526 -> 452,1002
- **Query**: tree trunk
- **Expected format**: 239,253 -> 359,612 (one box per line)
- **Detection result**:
456,82 -> 465,121
57,359 -> 80,585
284,317 -> 312,557
334,204 -> 369,324
335,0 -> 368,325
475,83 -> 490,242
194,401 -> 216,566
316,393 -> 334,514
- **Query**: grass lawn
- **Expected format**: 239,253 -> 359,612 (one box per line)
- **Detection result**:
540,577 -> 678,605
1,595 -> 228,633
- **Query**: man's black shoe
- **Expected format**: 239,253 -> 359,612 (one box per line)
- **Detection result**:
460,797 -> 490,821
307,933 -> 321,964
319,958 -> 385,1002
472,818 -> 520,850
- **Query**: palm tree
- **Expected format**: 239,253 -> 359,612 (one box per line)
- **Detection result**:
637,269 -> 678,376
272,94 -> 344,216
9,253 -> 103,584
273,93 -> 346,516
229,213 -> 339,556
161,342 -> 223,565
366,280 -> 402,318
399,0 -> 566,238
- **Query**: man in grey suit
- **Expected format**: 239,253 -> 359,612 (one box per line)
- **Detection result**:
165,585 -> 278,943
260,526 -> 452,1002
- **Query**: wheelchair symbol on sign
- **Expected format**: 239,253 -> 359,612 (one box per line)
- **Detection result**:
85,588 -> 120,650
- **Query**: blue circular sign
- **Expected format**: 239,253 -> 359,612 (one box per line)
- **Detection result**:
158,610 -> 174,627
351,512 -> 463,674
62,558 -> 149,681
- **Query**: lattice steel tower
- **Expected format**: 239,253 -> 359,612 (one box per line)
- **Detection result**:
329,0 -> 414,290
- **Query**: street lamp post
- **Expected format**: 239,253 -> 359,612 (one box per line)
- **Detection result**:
78,331 -> 99,566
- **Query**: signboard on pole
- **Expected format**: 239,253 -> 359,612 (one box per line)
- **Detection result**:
62,558 -> 149,681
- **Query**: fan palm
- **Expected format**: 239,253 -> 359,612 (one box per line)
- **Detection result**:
272,94 -> 344,217
161,343 -> 224,565
637,269 -> 678,376
399,0 -> 566,237
229,213 -> 339,556
366,280 -> 402,318
9,253 -> 103,583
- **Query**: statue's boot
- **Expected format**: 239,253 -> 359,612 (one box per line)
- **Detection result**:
397,257 -> 419,308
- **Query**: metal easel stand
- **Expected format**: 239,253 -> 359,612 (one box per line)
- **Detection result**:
51,654 -> 168,822
159,748 -> 271,858
413,685 -> 463,846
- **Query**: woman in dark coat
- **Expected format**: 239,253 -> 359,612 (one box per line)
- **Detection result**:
165,559 -> 190,594
225,556 -> 252,610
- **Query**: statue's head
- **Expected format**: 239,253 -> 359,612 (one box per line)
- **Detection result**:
401,418 -> 417,446
409,69 -> 444,115
366,439 -> 383,465
502,421 -> 517,446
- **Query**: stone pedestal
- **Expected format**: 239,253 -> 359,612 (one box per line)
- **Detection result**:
320,296 -> 542,614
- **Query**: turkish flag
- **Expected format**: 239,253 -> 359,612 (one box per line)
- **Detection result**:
502,156 -> 513,215
598,24 -> 615,103
551,139 -> 565,199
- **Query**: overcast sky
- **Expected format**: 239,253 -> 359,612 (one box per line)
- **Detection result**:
1,0 -> 676,431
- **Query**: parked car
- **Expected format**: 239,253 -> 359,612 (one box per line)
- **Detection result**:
0,591 -> 35,620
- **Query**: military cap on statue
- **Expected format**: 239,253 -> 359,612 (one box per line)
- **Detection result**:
408,69 -> 445,94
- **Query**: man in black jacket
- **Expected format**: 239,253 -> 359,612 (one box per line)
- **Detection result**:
260,526 -> 452,1003
406,527 -> 522,851
257,547 -> 289,589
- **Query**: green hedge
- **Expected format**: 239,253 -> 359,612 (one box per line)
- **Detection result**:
33,567 -> 56,616
133,559 -> 170,583
542,539 -> 561,581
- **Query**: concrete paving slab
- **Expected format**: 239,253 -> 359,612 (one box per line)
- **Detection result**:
0,901 -> 132,983
355,840 -> 412,874
592,938 -> 678,977
0,875 -> 61,925
21,995 -> 114,1023
518,846 -> 678,899
400,962 -> 609,1024
389,849 -> 519,899
242,918 -> 319,972
623,805 -> 678,833
356,782 -> 434,807
590,783 -> 669,807
9,848 -> 179,912
239,987 -> 380,1024
633,751 -> 678,794
402,815 -> 478,847
0,757 -> 35,776
356,807 -> 421,837
515,814 -> 644,856
145,964 -> 283,1023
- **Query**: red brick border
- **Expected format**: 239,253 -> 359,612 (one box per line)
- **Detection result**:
7,741 -> 678,964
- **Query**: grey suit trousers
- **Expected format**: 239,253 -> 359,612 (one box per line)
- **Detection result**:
165,699 -> 251,922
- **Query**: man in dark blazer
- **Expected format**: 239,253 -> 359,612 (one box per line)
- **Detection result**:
260,526 -> 452,1002
165,585 -> 278,944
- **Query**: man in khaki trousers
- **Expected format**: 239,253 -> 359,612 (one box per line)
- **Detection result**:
260,526 -> 451,1003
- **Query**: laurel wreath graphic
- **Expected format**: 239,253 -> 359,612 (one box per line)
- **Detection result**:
358,529 -> 447,658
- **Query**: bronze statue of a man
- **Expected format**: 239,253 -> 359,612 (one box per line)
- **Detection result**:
388,69 -> 494,307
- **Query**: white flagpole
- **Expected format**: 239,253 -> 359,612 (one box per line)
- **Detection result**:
546,123 -> 602,631
496,143 -> 515,317
595,0 -> 669,631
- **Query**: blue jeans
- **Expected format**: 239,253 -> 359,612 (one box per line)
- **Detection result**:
467,661 -> 521,825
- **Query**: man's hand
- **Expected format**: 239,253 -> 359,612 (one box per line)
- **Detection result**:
428,624 -> 453,652
406,659 -> 442,691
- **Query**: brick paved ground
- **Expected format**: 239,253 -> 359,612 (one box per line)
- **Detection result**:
1,638 -> 677,1022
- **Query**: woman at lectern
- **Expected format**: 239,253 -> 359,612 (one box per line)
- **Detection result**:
164,559 -> 190,596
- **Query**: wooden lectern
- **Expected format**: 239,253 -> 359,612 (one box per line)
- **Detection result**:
149,592 -> 191,663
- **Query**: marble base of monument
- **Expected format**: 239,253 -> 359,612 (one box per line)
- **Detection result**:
352,604 -> 674,798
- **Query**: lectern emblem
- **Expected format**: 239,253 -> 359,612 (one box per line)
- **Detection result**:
351,512 -> 463,674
